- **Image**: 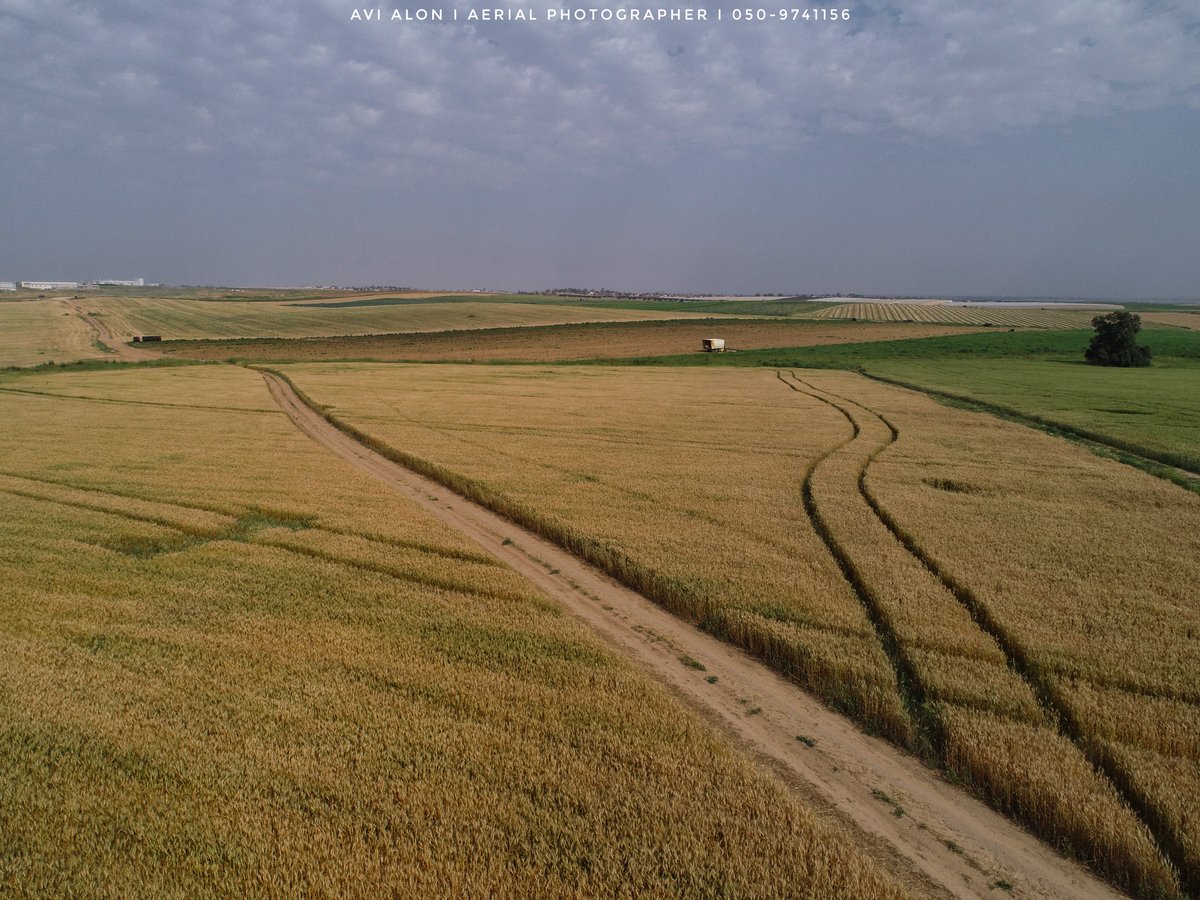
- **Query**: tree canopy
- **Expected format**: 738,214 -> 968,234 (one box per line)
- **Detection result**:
1085,311 -> 1152,367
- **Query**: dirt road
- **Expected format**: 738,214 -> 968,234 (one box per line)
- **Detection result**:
261,370 -> 1123,900
61,299 -> 157,361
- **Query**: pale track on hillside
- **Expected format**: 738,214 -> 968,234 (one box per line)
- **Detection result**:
60,298 -> 157,360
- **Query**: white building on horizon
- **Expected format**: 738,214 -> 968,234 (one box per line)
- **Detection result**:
95,278 -> 145,287
0,281 -> 16,291
20,281 -> 81,291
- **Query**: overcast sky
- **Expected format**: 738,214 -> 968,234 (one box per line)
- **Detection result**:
2,0 -> 1198,296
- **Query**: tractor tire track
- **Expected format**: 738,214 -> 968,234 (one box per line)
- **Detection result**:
785,370 -> 1189,896
261,368 -> 1123,900
775,371 -> 924,751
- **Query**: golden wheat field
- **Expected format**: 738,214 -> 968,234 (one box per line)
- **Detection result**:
0,365 -> 914,897
75,296 -> 732,342
277,364 -> 911,737
827,372 -> 1200,889
1142,311 -> 1200,330
280,361 -> 1200,897
0,300 -> 110,367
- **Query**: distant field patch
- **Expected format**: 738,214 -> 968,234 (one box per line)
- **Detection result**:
155,319 -> 986,363
805,302 -> 1105,329
0,300 -> 110,367
1143,311 -> 1200,330
863,357 -> 1200,473
84,297 -> 733,341
282,290 -> 487,305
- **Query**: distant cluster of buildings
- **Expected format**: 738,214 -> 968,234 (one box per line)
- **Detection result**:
0,278 -> 145,292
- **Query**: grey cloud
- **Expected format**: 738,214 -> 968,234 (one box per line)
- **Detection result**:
3,0 -> 1198,184
1,0 -> 1198,295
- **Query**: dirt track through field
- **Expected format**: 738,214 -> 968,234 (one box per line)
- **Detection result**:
261,370 -> 1122,900
62,299 -> 156,361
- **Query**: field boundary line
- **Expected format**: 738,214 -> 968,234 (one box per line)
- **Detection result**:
858,370 -> 1200,490
256,365 -> 1127,900
789,371 -> 1193,896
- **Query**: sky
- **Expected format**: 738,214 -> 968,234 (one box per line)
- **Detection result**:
1,0 -> 1198,297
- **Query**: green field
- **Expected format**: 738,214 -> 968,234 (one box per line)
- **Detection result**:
613,325 -> 1200,367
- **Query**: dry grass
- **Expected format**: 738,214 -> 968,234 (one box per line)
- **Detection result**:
0,300 -> 109,367
281,361 -> 1200,897
156,319 -> 985,363
0,365 -> 913,897
804,302 -> 1102,329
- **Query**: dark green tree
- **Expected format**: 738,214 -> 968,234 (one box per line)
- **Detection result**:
1084,311 -> 1152,367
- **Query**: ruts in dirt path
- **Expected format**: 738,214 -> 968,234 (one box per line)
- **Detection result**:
261,370 -> 1123,900
61,299 -> 157,361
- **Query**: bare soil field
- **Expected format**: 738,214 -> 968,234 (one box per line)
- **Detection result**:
0,365 -> 914,896
155,319 -> 986,363
278,362 -> 1200,897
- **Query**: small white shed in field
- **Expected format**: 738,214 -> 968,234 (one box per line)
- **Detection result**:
701,337 -> 726,352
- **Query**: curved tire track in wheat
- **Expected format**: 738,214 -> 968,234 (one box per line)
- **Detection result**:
784,370 -> 1185,898
776,371 -> 922,749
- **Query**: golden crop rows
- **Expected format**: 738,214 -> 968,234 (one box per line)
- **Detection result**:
283,362 -> 1200,897
0,366 -> 910,896
806,370 -> 1200,895
785,371 -> 1183,897
278,363 -> 914,738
